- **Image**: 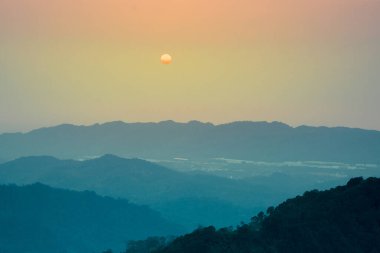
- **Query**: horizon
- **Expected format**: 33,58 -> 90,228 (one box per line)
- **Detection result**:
1,119 -> 380,135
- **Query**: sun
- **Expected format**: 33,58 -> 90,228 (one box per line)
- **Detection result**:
160,54 -> 172,64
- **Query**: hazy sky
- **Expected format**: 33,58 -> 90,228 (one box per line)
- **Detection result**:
1,0 -> 379,132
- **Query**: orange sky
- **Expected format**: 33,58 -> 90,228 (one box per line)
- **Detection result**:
0,0 -> 379,132
1,0 -> 378,41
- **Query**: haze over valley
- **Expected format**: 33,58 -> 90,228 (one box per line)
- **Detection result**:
1,0 -> 380,252
1,121 -> 380,240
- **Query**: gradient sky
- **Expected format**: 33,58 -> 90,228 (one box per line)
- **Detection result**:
1,0 -> 379,132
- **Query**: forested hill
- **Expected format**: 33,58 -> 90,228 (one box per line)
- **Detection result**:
0,183 -> 182,253
126,177 -> 380,253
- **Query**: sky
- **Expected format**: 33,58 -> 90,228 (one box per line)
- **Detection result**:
0,0 -> 379,132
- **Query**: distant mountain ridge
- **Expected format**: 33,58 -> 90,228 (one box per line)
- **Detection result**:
1,120 -> 379,163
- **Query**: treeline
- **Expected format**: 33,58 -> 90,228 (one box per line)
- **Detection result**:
116,177 -> 380,253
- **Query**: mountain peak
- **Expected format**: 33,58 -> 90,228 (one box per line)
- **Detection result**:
99,121 -> 127,127
98,154 -> 123,160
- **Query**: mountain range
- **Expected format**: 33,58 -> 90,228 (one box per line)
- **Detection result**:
1,120 -> 379,163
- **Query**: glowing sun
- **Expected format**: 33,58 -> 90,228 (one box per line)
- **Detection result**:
160,54 -> 172,64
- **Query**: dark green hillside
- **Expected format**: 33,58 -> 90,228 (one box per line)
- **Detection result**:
0,183 -> 182,253
128,177 -> 380,253
261,177 -> 380,253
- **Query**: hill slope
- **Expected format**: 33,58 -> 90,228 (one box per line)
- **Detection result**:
0,183 -> 182,253
137,177 -> 380,253
1,155 -> 256,230
0,155 -> 343,229
0,120 -> 379,163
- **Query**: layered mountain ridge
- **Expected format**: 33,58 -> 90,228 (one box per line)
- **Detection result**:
1,120 -> 379,163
